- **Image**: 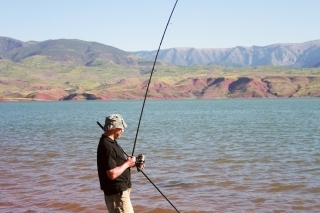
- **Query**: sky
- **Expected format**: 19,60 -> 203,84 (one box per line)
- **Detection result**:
1,0 -> 320,51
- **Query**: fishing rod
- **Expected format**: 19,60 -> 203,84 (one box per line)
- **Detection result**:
98,1 -> 180,211
131,0 -> 179,157
97,121 -> 180,213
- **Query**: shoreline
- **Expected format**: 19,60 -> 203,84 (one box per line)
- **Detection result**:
1,96 -> 320,102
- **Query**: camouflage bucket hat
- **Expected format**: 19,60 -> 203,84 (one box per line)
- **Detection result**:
104,114 -> 127,130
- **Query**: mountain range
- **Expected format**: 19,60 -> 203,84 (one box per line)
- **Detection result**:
1,36 -> 320,68
134,40 -> 320,68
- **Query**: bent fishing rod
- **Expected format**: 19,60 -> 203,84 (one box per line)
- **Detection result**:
97,121 -> 180,213
131,0 -> 179,157
129,1 -> 180,212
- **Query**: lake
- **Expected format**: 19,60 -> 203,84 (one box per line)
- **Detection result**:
1,98 -> 320,213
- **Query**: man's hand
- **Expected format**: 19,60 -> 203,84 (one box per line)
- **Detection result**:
107,156 -> 137,180
126,156 -> 136,168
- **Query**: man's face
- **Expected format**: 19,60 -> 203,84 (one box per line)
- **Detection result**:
114,128 -> 123,139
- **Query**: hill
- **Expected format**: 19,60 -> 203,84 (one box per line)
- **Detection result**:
0,37 -> 138,66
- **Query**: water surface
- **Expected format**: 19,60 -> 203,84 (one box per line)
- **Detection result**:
1,99 -> 320,213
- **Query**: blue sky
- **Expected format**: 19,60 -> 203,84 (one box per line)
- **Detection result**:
1,0 -> 320,51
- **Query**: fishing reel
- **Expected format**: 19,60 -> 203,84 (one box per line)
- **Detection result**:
135,154 -> 145,172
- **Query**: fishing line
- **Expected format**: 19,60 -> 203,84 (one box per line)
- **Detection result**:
97,122 -> 180,212
131,0 -> 179,157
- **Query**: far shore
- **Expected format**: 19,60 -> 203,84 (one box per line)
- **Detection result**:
1,96 -> 319,102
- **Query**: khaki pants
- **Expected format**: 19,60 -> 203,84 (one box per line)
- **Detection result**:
104,188 -> 134,213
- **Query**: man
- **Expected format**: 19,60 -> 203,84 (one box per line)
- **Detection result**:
97,114 -> 137,213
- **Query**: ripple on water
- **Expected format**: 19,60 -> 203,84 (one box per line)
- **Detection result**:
266,182 -> 306,193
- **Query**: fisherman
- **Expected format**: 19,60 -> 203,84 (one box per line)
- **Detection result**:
97,114 -> 141,213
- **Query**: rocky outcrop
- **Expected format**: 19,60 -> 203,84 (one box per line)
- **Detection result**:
25,92 -> 56,100
88,76 -> 320,100
25,89 -> 69,100
0,76 -> 320,101
59,93 -> 102,100
1,76 -> 320,101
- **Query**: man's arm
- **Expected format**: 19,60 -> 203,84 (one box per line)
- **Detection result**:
106,157 -> 136,180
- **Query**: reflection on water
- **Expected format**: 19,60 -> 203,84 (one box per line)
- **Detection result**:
1,99 -> 320,213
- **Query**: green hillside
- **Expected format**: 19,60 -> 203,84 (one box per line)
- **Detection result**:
1,37 -> 320,100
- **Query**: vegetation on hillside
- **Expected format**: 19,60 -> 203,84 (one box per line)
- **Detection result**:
1,51 -> 320,100
2,37 -> 320,100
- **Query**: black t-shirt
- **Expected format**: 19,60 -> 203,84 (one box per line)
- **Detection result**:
97,134 -> 131,195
